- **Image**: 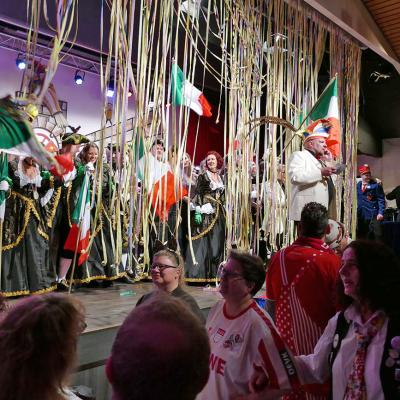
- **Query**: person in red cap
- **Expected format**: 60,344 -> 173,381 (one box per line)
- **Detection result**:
356,164 -> 385,240
288,131 -> 338,222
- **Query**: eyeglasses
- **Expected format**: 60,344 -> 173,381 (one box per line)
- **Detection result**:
217,264 -> 244,281
151,263 -> 178,273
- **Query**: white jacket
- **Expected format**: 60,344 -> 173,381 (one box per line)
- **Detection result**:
288,149 -> 329,221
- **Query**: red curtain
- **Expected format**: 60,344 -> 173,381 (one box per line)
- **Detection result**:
185,111 -> 225,165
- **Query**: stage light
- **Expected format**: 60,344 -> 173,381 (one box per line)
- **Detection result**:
107,79 -> 115,98
74,70 -> 85,85
16,53 -> 26,70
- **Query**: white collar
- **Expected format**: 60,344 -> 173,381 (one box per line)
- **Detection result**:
344,304 -> 386,328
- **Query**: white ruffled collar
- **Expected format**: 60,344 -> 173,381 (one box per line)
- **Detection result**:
206,169 -> 224,190
16,159 -> 42,188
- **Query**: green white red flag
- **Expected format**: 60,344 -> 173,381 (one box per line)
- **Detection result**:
0,98 -> 55,167
171,64 -> 212,117
305,77 -> 341,158
64,172 -> 91,265
138,152 -> 187,220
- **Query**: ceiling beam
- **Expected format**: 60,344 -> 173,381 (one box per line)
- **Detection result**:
304,0 -> 400,73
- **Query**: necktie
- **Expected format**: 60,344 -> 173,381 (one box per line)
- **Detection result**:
362,184 -> 366,193
343,313 -> 385,400
320,160 -> 334,204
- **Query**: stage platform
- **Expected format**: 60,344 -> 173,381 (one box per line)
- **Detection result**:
76,281 -> 221,333
67,282 -> 220,400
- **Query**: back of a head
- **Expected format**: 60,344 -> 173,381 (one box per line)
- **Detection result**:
108,293 -> 210,400
300,202 -> 328,238
0,293 -> 84,400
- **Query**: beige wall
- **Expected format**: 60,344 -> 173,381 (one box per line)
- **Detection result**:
358,138 -> 400,208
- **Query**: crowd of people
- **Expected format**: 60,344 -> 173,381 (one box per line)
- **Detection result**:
1,120 -> 400,399
1,199 -> 400,400
0,131 -> 230,296
0,208 -> 400,400
2,120 -> 399,297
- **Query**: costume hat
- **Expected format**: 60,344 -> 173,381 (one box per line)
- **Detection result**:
358,164 -> 371,175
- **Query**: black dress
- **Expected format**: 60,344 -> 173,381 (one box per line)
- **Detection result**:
1,160 -> 57,296
185,171 -> 226,282
72,163 -> 125,283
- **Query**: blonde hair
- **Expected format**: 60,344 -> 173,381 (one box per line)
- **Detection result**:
153,249 -> 185,286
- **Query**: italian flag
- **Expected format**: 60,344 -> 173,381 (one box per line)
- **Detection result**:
306,77 -> 341,158
171,64 -> 212,117
137,139 -> 187,221
0,99 -> 54,167
64,172 -> 91,265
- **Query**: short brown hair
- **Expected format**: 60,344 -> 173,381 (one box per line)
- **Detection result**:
108,293 -> 210,400
228,249 -> 266,295
0,294 -> 85,400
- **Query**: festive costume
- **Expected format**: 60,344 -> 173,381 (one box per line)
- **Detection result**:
266,236 -> 340,399
70,162 -> 125,284
1,159 -> 57,296
356,178 -> 385,240
185,170 -> 225,282
288,150 -> 331,221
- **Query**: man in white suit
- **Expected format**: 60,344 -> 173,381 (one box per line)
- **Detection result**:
288,131 -> 337,221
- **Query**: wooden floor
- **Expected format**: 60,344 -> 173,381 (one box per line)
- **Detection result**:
6,282 -> 222,333
74,282 -> 222,332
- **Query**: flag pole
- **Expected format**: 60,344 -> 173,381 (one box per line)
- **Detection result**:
0,219 -> 3,290
282,74 -> 338,152
68,172 -> 90,294
296,74 -> 338,132
68,219 -> 84,295
0,152 -> 8,291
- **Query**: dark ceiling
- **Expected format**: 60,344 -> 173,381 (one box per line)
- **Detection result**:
359,49 -> 400,140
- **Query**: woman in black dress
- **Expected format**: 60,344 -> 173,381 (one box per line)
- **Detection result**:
185,151 -> 225,282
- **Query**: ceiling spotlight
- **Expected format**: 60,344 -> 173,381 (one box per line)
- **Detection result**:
74,70 -> 85,85
16,53 -> 26,70
107,79 -> 115,98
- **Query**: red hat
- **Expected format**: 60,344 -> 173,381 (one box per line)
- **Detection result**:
358,164 -> 370,175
